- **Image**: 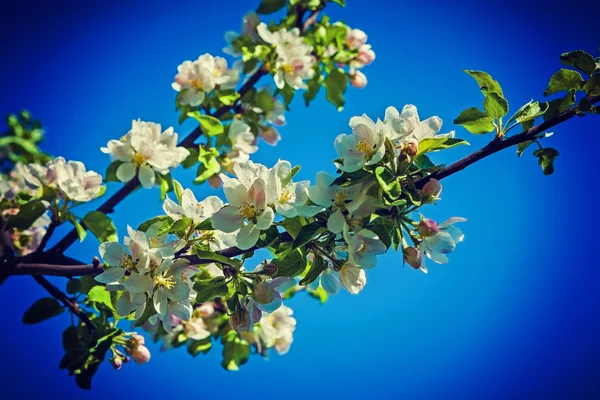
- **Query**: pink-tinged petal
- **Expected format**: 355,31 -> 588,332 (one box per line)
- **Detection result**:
99,242 -> 128,266
424,231 -> 456,254
249,178 -> 267,210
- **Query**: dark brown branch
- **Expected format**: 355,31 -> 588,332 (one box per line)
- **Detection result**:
32,275 -> 95,333
416,95 -> 600,188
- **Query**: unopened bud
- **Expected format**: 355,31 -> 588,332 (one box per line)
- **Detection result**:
350,70 -> 368,89
229,310 -> 251,332
197,302 -> 215,318
123,356 -> 131,364
252,283 -> 275,304
356,44 -> 375,66
422,178 -> 442,202
130,345 -> 151,364
111,356 -> 123,370
259,126 -> 281,145
418,219 -> 439,237
403,140 -> 418,158
403,247 -> 423,269
208,174 -> 223,190
345,28 -> 367,50
129,333 -> 145,347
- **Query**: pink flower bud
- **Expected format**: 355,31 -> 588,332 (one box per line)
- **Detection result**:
208,175 -> 223,190
129,334 -> 145,347
230,310 -> 251,332
111,356 -> 123,370
123,356 -> 131,363
418,219 -> 439,237
253,282 -> 275,304
403,247 -> 423,270
260,263 -> 279,276
345,28 -> 367,50
260,126 -> 281,145
130,345 -> 151,364
403,140 -> 418,157
197,303 -> 215,318
350,70 -> 368,89
356,44 -> 375,66
422,178 -> 442,200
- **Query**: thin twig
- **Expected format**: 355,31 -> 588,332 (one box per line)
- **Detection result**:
35,220 -> 57,254
32,275 -> 96,333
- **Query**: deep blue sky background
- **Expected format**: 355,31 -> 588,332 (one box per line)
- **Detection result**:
1,1 -> 599,399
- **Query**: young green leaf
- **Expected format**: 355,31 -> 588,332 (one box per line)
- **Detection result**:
187,112 -> 224,136
324,68 -> 348,110
6,200 -> 47,230
172,179 -> 184,204
463,70 -> 503,96
293,223 -> 327,250
273,249 -> 308,277
104,161 -> 123,183
516,141 -> 533,157
533,147 -> 559,175
82,211 -> 117,243
299,254 -> 327,286
417,137 -> 469,155
544,68 -> 584,96
483,92 -> 509,118
559,50 -> 597,76
453,107 -> 495,134
193,250 -> 242,267
221,331 -> 250,371
543,89 -> 576,121
256,0 -> 286,14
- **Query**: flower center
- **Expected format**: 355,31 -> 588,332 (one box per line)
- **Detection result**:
279,187 -> 294,204
334,190 -> 349,207
281,64 -> 295,74
356,139 -> 376,156
133,152 -> 146,166
122,256 -> 135,270
155,275 -> 175,290
213,68 -> 222,78
239,202 -> 256,219
149,236 -> 161,248
190,79 -> 204,90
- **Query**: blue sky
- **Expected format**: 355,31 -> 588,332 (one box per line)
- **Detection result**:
0,1 -> 599,399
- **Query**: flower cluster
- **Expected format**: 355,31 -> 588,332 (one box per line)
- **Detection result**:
101,119 -> 190,188
95,224 -> 196,332
211,159 -> 318,250
257,23 -> 316,89
21,157 -> 104,203
172,54 -> 240,107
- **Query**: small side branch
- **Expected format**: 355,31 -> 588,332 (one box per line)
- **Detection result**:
32,275 -> 96,333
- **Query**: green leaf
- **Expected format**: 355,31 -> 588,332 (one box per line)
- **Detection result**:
193,250 -> 242,267
516,141 -> 533,157
172,179 -> 184,204
22,297 -> 64,324
560,50 -> 597,76
303,68 -> 322,106
67,214 -> 87,242
158,216 -> 192,236
281,165 -> 301,187
483,91 -> 509,118
293,223 -> 327,250
82,211 -> 117,243
254,90 -> 275,113
544,68 -> 584,96
86,286 -> 115,311
218,90 -> 240,106
187,112 -> 224,136
543,89 -> 576,121
256,0 -> 286,14
533,148 -> 559,175
188,337 -> 212,357
584,74 -> 600,97
506,100 -> 548,126
104,161 -> 123,183
194,278 -> 229,304
331,0 -> 346,5
453,107 -> 495,134
7,200 -> 47,230
463,70 -> 503,96
417,137 -> 469,155
299,254 -> 327,286
323,68 -> 348,110
273,248 -> 307,277
137,215 -> 173,232
281,216 -> 304,239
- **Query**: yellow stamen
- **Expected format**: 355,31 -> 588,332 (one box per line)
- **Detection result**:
279,187 -> 294,204
133,152 -> 146,166
281,64 -> 295,74
149,236 -> 161,248
356,139 -> 376,156
239,202 -> 256,219
155,275 -> 175,290
190,79 -> 203,90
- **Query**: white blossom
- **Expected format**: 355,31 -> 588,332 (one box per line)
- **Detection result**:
384,104 -> 454,146
418,217 -> 466,264
256,305 -> 296,355
334,114 -> 388,172
339,262 -> 367,294
54,157 -> 104,202
163,189 -> 223,225
345,228 -> 387,269
268,160 -> 319,218
101,120 -> 190,188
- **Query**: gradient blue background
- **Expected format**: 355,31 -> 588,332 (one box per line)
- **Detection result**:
1,1 -> 599,398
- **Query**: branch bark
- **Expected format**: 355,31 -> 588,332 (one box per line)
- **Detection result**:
32,275 -> 96,333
